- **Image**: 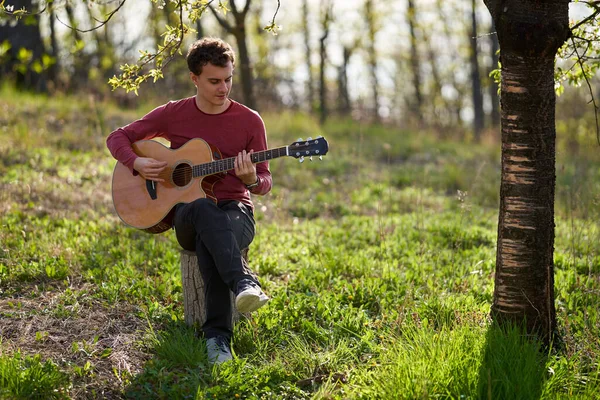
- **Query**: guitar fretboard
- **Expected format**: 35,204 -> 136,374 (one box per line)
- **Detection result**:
192,146 -> 288,177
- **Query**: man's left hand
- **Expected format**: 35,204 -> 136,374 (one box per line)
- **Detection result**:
234,150 -> 257,185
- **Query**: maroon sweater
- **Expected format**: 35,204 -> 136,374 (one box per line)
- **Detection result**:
106,97 -> 272,210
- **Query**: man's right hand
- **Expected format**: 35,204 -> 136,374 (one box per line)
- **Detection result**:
133,157 -> 168,182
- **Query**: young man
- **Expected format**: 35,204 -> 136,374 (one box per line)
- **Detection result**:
106,37 -> 270,365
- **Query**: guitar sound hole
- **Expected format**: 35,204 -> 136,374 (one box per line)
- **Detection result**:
172,163 -> 192,187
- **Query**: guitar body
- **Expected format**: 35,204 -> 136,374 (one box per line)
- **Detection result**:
111,136 -> 329,234
111,138 -> 224,233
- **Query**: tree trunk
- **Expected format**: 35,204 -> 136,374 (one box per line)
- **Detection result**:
337,46 -> 352,116
484,0 -> 570,343
318,1 -> 332,125
422,21 -> 444,129
436,0 -> 464,128
234,26 -> 256,110
0,0 -> 47,91
302,0 -> 314,113
365,0 -> 380,123
48,2 -> 59,86
180,250 -> 242,328
210,1 -> 256,110
196,18 -> 205,39
406,0 -> 422,124
470,0 -> 484,140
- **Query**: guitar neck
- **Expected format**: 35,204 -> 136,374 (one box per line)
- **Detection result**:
192,146 -> 288,178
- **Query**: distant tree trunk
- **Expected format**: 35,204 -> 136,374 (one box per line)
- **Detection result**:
84,4 -> 116,81
365,0 -> 380,123
484,0 -> 570,344
48,3 -> 60,86
337,46 -> 352,116
0,0 -> 47,91
210,0 -> 256,110
318,1 -> 333,125
406,0 -> 422,124
470,0 -> 485,140
196,18 -> 205,39
436,0 -> 464,127
64,2 -> 90,88
489,23 -> 501,128
302,0 -> 314,113
421,22 -> 444,128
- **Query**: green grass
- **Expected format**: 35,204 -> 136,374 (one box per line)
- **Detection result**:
0,350 -> 70,399
0,86 -> 599,398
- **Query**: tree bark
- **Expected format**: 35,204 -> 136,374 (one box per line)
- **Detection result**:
470,0 -> 485,140
484,0 -> 570,343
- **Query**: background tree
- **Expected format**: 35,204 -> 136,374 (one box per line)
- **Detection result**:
470,0 -> 484,140
210,0 -> 257,110
364,0 -> 380,123
337,45 -> 353,116
406,0 -> 422,125
483,0 -> 571,343
0,0 -> 47,91
301,0 -> 314,113
318,0 -> 333,125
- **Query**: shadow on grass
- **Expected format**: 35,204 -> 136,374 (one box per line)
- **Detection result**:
122,319 -> 310,399
476,323 -> 548,400
123,321 -> 208,400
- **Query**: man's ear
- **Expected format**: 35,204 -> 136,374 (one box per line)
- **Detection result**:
189,72 -> 197,85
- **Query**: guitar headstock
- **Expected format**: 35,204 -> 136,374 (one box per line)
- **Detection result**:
288,136 -> 329,162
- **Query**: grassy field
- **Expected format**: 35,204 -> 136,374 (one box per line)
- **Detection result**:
0,86 -> 599,399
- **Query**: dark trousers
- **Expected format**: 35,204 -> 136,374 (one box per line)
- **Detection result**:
173,198 -> 257,340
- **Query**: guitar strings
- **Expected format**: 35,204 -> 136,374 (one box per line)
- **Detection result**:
153,147 -> 288,181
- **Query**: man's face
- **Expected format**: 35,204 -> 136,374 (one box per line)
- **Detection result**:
190,61 -> 233,113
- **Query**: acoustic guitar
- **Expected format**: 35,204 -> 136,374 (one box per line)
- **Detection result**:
111,137 -> 329,233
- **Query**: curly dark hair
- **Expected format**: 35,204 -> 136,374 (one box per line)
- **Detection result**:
186,37 -> 235,75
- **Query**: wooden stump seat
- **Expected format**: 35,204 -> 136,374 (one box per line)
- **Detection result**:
179,249 -> 248,328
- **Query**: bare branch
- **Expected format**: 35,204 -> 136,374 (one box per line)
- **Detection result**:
209,3 -> 233,32
55,0 -> 127,33
1,4 -> 47,16
570,8 -> 600,32
268,0 -> 280,28
570,35 -> 600,146
242,0 -> 251,16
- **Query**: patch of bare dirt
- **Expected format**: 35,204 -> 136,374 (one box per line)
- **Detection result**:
0,282 -> 151,399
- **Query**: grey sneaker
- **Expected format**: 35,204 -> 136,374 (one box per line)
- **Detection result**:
206,336 -> 233,365
235,280 -> 269,313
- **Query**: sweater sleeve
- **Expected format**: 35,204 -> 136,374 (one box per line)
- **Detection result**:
247,113 -> 272,196
106,103 -> 170,173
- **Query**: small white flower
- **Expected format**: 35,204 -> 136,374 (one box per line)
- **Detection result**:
6,4 -> 15,11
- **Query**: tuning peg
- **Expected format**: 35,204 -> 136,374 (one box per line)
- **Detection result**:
297,138 -> 303,142
307,137 -> 312,141
309,156 -> 313,161
319,156 -> 323,160
299,156 -> 305,163
317,135 -> 323,139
